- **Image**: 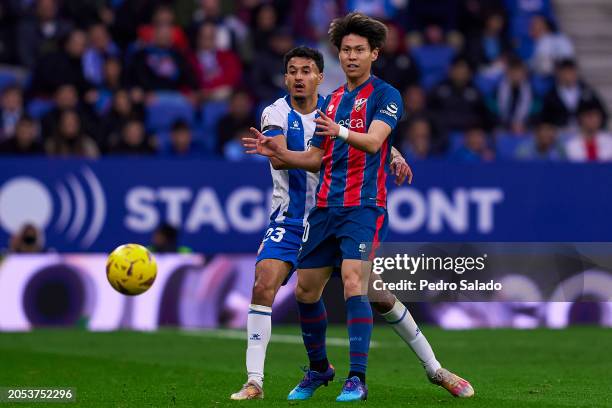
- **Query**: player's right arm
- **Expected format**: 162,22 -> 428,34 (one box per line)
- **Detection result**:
243,127 -> 323,172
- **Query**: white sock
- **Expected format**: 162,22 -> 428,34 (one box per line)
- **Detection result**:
382,299 -> 442,378
246,304 -> 272,387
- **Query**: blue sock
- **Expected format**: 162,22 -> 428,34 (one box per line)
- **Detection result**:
297,299 -> 328,371
346,295 -> 373,380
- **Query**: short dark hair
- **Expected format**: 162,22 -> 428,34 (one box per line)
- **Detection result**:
556,58 -> 577,70
283,46 -> 324,73
171,119 -> 191,132
328,12 -> 388,50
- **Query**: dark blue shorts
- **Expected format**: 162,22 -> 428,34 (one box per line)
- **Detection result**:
297,206 -> 388,269
255,221 -> 304,284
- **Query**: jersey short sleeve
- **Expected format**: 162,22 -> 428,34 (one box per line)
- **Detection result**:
261,105 -> 286,137
372,86 -> 403,131
309,95 -> 331,149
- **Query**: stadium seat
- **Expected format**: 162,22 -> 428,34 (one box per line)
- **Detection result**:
26,98 -> 55,119
412,46 -> 455,90
496,132 -> 526,160
474,73 -> 503,98
146,92 -> 195,132
0,71 -> 18,91
448,131 -> 466,154
531,74 -> 553,97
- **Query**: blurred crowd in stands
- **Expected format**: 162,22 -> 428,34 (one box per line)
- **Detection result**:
0,0 -> 611,163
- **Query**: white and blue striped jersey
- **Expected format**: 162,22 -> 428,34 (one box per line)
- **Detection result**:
261,95 -> 325,227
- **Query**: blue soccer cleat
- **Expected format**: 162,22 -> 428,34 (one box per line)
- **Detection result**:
336,376 -> 368,402
287,365 -> 335,400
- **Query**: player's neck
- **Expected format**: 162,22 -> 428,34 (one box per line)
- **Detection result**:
346,73 -> 371,92
290,95 -> 318,115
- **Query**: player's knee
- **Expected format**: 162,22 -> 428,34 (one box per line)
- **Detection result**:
294,281 -> 320,303
343,275 -> 364,299
251,278 -> 277,306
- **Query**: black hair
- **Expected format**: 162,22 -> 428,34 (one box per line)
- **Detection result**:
556,58 -> 577,70
328,12 -> 388,50
283,46 -> 324,73
171,119 -> 190,132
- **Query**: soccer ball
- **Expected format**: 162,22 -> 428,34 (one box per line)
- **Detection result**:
106,244 -> 157,295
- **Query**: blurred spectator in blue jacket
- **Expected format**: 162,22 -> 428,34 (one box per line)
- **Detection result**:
163,120 -> 203,157
83,23 -> 120,86
514,119 -> 564,161
494,57 -> 537,135
224,127 -> 266,162
17,0 -> 73,68
0,85 -> 24,141
465,9 -> 511,71
452,124 -> 494,162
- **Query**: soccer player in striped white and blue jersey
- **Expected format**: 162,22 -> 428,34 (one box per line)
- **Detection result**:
243,13 -> 474,402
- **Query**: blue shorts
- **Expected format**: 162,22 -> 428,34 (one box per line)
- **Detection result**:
298,206 -> 388,269
255,221 -> 304,284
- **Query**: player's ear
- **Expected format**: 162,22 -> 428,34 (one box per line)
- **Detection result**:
318,72 -> 324,85
371,48 -> 379,62
284,73 -> 290,89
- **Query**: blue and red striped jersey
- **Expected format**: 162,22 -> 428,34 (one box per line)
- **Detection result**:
311,76 -> 402,208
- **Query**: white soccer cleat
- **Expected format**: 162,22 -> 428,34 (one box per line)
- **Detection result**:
429,368 -> 475,398
230,381 -> 264,400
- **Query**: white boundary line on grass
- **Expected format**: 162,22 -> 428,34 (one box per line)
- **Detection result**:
180,329 -> 380,348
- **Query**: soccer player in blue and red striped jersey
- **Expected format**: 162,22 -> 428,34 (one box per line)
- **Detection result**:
244,13 -> 474,402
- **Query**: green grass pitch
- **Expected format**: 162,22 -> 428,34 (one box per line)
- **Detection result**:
0,326 -> 609,407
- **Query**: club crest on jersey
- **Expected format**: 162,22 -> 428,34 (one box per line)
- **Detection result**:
327,104 -> 335,114
354,98 -> 367,112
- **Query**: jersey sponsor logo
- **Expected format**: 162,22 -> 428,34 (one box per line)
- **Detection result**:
354,97 -> 367,112
337,118 -> 365,129
379,102 -> 399,120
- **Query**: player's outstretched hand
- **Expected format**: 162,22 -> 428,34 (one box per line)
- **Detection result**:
242,127 -> 279,157
315,109 -> 340,138
390,154 -> 413,185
